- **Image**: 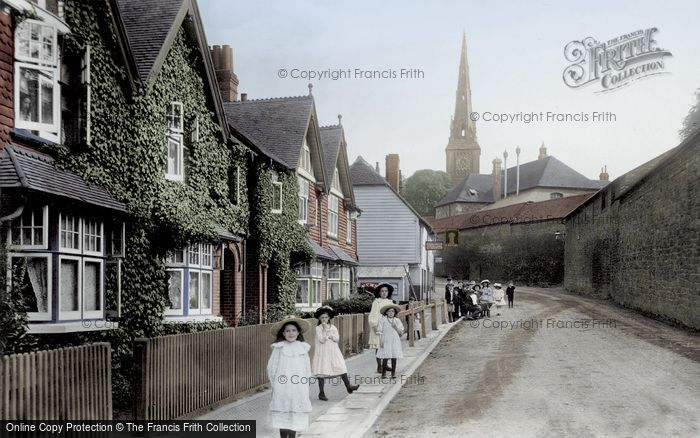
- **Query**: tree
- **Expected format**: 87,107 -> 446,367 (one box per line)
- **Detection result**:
680,87 -> 700,140
401,169 -> 453,216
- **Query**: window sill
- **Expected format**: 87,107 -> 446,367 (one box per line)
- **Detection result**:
27,320 -> 119,334
164,315 -> 223,324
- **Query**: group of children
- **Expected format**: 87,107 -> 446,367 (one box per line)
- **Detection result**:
266,283 -> 405,437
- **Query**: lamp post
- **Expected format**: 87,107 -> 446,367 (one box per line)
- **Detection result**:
515,146 -> 521,197
503,150 -> 508,199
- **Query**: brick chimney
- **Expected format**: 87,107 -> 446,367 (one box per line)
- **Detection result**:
492,158 -> 503,200
385,154 -> 400,192
209,44 -> 239,102
599,165 -> 609,181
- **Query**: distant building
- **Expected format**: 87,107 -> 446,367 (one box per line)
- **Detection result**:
351,156 -> 435,302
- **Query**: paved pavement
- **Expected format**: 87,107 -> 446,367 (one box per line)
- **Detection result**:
198,307 -> 453,438
365,287 -> 700,437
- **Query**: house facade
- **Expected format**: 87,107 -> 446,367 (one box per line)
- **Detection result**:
350,156 -> 435,302
224,93 -> 360,312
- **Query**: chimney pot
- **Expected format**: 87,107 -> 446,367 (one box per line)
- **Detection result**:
222,45 -> 233,71
241,93 -> 248,101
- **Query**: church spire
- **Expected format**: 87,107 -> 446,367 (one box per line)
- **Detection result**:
450,32 -> 475,141
445,32 -> 481,184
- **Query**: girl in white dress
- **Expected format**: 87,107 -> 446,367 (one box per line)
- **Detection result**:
492,283 -> 507,316
267,316 -> 312,438
368,283 -> 395,373
376,304 -> 404,378
311,306 -> 360,401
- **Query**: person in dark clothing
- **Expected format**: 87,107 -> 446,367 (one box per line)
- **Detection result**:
452,283 -> 464,320
506,282 -> 515,308
465,288 -> 482,320
444,278 -> 454,322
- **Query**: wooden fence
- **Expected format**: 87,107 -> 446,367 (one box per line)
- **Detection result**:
0,343 -> 112,420
133,303 -> 447,420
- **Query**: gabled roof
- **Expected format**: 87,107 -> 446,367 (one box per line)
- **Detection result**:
328,245 -> 359,266
437,155 -> 607,207
351,156 -> 433,232
0,144 -> 127,212
115,0 -> 185,84
115,0 -> 229,138
320,124 -> 356,209
428,193 -> 594,233
320,125 -> 343,185
223,95 -> 326,179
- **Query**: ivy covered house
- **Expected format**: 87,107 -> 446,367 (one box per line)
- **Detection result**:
0,0 -> 251,346
0,0 -> 129,335
223,90 -> 360,313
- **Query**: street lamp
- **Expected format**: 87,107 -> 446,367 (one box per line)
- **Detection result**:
503,150 -> 508,199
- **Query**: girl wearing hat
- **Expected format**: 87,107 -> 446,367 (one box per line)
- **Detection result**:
376,303 -> 404,378
312,306 -> 360,401
492,283 -> 506,316
368,283 -> 395,373
267,316 -> 313,438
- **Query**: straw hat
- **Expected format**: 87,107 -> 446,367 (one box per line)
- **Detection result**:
270,315 -> 311,337
380,303 -> 402,316
480,279 -> 490,285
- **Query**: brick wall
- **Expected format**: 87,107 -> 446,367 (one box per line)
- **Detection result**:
0,11 -> 13,146
220,242 -> 244,325
564,137 -> 700,329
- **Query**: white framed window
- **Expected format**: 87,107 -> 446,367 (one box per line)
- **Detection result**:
327,263 -> 349,301
167,102 -> 183,133
110,221 -> 125,257
191,115 -> 199,143
229,165 -> 240,204
271,172 -> 283,213
83,258 -> 103,319
165,244 -> 214,316
298,177 -> 309,224
296,261 -> 323,307
9,253 -> 52,321
83,219 -> 103,256
299,140 -> 312,174
58,255 -> 81,320
346,211 -> 352,244
14,19 -> 60,134
328,195 -> 339,238
9,205 -> 48,249
165,134 -> 184,181
59,213 -> 81,253
165,269 -> 184,315
550,192 -> 564,199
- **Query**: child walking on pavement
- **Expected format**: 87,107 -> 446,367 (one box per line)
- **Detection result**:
267,316 -> 313,438
376,304 -> 404,378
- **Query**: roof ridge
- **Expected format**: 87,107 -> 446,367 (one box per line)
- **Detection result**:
225,94 -> 312,104
320,124 -> 341,129
7,144 -> 54,163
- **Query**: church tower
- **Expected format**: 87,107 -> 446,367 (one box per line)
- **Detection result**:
445,32 -> 481,184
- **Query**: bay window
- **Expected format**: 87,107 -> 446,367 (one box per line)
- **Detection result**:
10,254 -> 51,321
296,261 -> 323,307
165,244 -> 214,316
10,205 -> 48,248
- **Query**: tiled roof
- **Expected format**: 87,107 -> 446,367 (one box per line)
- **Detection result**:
435,173 -> 494,206
223,96 -> 314,169
437,155 -> 607,206
320,125 -> 342,185
0,144 -> 127,212
429,193 -> 594,232
328,245 -> 358,266
116,0 -> 185,83
307,238 -> 333,260
349,156 -> 388,186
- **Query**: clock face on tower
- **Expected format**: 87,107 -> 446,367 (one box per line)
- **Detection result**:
456,154 -> 470,171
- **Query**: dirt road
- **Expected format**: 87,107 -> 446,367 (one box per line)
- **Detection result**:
365,287 -> 700,437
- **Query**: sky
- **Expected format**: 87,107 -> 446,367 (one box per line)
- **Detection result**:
199,0 -> 700,181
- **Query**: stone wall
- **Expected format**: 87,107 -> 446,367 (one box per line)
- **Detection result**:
564,135 -> 700,329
